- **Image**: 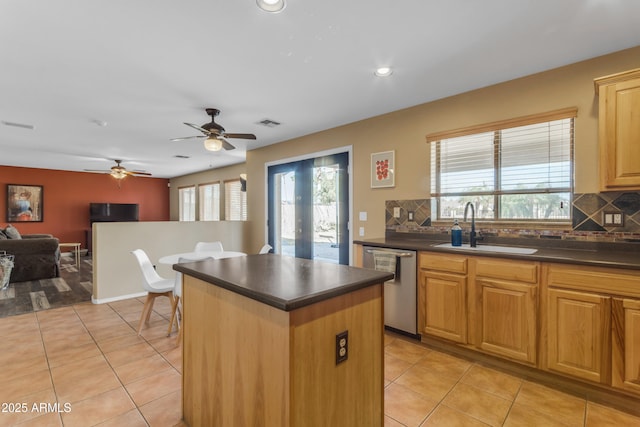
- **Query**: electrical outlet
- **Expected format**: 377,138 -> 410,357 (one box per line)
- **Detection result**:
336,330 -> 348,365
393,207 -> 401,218
603,211 -> 624,227
408,211 -> 414,221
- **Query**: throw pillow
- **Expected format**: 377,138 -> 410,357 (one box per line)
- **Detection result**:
0,230 -> 7,240
4,224 -> 22,239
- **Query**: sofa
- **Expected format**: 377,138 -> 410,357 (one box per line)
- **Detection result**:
0,231 -> 61,283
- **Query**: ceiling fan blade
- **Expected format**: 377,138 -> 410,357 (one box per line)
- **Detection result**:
224,133 -> 256,140
184,122 -> 209,134
221,139 -> 236,151
127,171 -> 152,176
83,169 -> 111,173
170,135 -> 205,142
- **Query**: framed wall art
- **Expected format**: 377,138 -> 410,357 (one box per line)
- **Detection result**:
6,184 -> 44,222
371,150 -> 395,188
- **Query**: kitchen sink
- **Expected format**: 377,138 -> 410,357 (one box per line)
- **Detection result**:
433,243 -> 538,255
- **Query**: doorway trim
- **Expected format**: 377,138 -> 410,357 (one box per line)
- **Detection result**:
264,145 -> 353,265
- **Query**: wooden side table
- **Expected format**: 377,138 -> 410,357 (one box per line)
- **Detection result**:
59,243 -> 81,269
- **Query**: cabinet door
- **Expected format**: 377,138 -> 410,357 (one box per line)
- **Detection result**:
476,278 -> 537,364
419,270 -> 466,343
597,72 -> 640,190
612,298 -> 640,395
547,288 -> 610,383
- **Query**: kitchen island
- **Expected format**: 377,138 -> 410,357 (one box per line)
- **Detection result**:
174,254 -> 394,427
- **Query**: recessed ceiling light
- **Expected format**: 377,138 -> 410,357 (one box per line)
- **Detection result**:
257,0 -> 286,13
374,67 -> 393,77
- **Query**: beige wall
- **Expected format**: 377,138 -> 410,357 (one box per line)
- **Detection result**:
92,220 -> 248,302
169,47 -> 640,246
245,46 -> 640,242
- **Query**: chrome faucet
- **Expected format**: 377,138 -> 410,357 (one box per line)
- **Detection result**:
463,202 -> 477,247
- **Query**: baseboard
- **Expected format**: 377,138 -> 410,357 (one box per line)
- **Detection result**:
92,291 -> 147,305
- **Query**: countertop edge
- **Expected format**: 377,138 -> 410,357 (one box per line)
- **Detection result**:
174,257 -> 394,311
355,238 -> 640,271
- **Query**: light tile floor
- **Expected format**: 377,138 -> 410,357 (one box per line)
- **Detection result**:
1,298 -> 639,426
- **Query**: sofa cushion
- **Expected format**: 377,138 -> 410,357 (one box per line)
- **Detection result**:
4,225 -> 21,239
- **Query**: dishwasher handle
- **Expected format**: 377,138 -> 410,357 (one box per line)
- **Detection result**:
365,249 -> 414,258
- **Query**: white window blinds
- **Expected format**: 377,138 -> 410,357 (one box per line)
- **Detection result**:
178,186 -> 196,221
429,108 -> 575,221
199,183 -> 220,221
225,179 -> 247,221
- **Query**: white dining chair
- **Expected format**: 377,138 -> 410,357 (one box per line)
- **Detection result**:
194,241 -> 224,253
258,244 -> 272,254
131,249 -> 175,335
167,257 -> 214,343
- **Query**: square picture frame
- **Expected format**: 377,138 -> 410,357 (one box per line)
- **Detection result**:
371,150 -> 395,188
6,184 -> 44,222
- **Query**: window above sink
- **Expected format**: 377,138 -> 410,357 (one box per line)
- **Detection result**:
427,108 -> 576,224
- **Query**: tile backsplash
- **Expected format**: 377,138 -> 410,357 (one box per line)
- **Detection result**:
386,191 -> 640,243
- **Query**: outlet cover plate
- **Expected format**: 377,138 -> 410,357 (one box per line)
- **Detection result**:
336,330 -> 348,365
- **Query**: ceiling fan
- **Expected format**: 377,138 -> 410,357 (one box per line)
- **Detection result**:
171,108 -> 257,151
84,160 -> 152,180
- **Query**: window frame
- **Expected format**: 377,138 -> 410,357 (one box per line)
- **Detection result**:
178,185 -> 196,222
198,181 -> 221,221
224,178 -> 247,221
427,108 -> 576,224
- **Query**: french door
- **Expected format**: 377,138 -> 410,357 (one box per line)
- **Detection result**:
267,152 -> 349,265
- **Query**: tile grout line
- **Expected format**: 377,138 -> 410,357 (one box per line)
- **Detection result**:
72,300 -> 182,426
73,301 -> 154,427
34,309 -> 65,426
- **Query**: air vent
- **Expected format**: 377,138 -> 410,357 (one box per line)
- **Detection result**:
1,120 -> 34,130
257,119 -> 281,128
173,155 -> 190,159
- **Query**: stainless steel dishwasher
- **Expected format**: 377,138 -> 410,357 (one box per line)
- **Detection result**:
363,246 -> 417,336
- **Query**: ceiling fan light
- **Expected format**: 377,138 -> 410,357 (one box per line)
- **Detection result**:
256,0 -> 285,13
111,170 -> 127,179
204,136 -> 223,151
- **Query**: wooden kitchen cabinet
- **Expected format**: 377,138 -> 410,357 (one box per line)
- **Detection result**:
418,252 -> 467,343
612,298 -> 640,395
546,287 -> 611,383
595,68 -> 640,191
472,258 -> 538,365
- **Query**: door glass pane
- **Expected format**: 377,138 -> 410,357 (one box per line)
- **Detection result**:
274,170 -> 296,257
313,164 -> 340,263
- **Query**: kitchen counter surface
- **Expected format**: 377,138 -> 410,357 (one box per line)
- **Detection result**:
173,253 -> 394,311
355,235 -> 640,270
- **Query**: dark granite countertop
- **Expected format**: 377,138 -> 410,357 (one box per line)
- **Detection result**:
355,234 -> 640,270
173,253 -> 394,311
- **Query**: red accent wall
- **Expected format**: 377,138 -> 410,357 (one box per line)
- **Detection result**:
0,166 -> 170,248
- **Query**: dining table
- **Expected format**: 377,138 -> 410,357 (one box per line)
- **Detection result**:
158,250 -> 247,265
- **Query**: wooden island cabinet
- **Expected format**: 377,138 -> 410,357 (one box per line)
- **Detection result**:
175,254 -> 393,427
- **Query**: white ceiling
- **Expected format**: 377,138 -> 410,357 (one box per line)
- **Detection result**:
1,1 -> 639,179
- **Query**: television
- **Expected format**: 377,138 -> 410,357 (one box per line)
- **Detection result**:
89,203 -> 139,223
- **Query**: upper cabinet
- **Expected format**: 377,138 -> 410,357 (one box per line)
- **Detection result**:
595,68 -> 640,191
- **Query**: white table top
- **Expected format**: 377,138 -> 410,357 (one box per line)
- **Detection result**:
158,251 -> 246,265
